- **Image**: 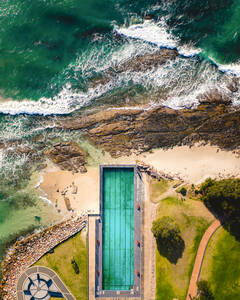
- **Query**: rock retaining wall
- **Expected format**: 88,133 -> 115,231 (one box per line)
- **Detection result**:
0,216 -> 87,300
136,160 -> 182,181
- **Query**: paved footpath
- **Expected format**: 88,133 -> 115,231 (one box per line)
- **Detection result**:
186,219 -> 222,300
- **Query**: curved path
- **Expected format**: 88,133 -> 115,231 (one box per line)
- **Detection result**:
17,266 -> 75,300
186,219 -> 222,300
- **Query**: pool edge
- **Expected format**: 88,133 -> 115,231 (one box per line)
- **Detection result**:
95,165 -> 142,298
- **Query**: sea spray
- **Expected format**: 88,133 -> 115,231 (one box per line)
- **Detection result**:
116,20 -> 201,57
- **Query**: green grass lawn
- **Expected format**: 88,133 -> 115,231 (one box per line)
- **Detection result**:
200,227 -> 240,300
34,229 -> 88,300
150,179 -> 169,203
151,181 -> 214,300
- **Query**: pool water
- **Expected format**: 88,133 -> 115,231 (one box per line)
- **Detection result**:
102,167 -> 134,290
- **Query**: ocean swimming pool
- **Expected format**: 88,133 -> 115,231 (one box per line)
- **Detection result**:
102,167 -> 134,291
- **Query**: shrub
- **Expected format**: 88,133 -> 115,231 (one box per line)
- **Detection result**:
177,186 -> 187,196
197,280 -> 214,300
151,216 -> 185,264
71,258 -> 79,274
195,189 -> 199,195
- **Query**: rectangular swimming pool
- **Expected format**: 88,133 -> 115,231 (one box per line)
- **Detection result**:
102,167 -> 134,291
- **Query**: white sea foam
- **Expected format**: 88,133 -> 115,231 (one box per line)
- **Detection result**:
116,20 -> 201,58
0,19 -> 239,116
35,174 -> 44,189
218,63 -> 240,76
0,81 -> 114,115
209,56 -> 240,77
0,39 -> 158,116
116,20 -> 240,79
0,149 -> 4,168
0,150 -> 29,178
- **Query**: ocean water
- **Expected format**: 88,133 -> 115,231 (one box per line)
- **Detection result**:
1,0 -> 240,268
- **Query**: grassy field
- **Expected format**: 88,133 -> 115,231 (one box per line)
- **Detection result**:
200,227 -> 240,300
150,179 -> 169,203
151,180 -> 214,300
34,229 -> 88,300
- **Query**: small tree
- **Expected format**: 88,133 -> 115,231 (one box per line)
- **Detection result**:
71,258 -> 79,274
151,216 -> 184,264
179,187 -> 187,196
197,280 -> 214,300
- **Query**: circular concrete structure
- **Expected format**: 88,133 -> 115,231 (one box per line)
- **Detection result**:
17,266 -> 75,300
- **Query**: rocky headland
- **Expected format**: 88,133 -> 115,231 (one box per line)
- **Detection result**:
54,91 -> 240,158
2,89 -> 239,167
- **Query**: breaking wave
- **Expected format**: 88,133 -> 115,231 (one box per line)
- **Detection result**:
0,19 -> 239,116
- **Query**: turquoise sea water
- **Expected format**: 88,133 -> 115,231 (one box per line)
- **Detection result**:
1,0 -> 240,272
0,0 -> 239,112
102,168 -> 134,290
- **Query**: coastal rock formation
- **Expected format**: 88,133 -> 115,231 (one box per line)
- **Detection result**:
226,76 -> 239,93
0,141 -> 40,159
89,48 -> 179,87
117,49 -> 179,73
7,145 -> 41,161
57,99 -> 240,157
44,142 -> 87,172
197,88 -> 232,105
137,160 -> 182,181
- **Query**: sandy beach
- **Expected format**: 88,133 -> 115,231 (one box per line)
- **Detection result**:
40,166 -> 100,216
139,144 -> 240,184
39,144 -> 240,216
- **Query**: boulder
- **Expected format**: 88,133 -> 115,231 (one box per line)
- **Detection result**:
226,77 -> 239,93
197,88 -> 232,105
44,142 -> 87,172
64,197 -> 72,211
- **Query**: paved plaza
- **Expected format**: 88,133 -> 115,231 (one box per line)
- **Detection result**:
17,266 -> 75,300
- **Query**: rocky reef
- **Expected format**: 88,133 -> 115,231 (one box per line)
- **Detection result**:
44,141 -> 87,172
56,94 -> 240,157
1,90 -> 239,166
89,48 -> 179,87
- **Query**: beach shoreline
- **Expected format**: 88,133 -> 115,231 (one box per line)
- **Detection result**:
1,142 -> 240,299
39,143 -> 240,217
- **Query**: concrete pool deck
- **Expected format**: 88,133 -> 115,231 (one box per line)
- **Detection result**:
142,174 -> 156,300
